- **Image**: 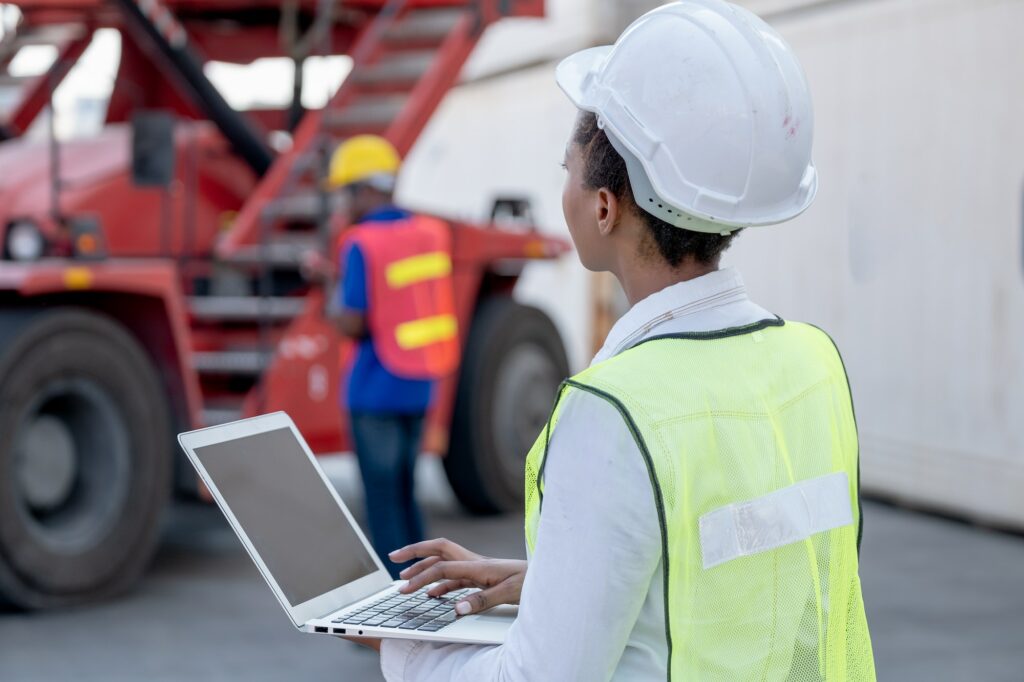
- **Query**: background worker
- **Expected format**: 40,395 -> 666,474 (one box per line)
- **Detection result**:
328,135 -> 460,579
347,1 -> 875,679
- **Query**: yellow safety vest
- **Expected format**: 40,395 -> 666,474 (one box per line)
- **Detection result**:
525,319 -> 875,680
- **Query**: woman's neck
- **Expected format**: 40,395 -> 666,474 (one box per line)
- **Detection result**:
615,257 -> 718,307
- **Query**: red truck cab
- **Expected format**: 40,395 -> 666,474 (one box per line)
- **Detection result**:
0,0 -> 568,609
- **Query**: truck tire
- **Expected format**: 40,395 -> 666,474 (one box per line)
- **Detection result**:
445,297 -> 569,515
0,308 -> 172,609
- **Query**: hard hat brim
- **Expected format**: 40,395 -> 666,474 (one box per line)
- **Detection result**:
555,46 -> 612,110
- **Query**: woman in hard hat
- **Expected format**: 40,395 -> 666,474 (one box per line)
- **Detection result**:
351,1 -> 876,679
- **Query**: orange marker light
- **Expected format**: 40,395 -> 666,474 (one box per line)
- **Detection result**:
63,267 -> 93,290
524,240 -> 547,259
76,234 -> 97,254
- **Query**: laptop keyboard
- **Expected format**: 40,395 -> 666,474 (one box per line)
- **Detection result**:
331,587 -> 474,632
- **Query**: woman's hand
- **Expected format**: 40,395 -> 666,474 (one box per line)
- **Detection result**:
390,539 -> 527,617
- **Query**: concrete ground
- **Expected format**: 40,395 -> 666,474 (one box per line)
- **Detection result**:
2,457 -> 1023,681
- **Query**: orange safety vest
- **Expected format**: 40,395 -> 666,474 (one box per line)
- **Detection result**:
341,215 -> 459,380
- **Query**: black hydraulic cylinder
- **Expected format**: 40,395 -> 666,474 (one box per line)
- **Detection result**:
111,0 -> 273,176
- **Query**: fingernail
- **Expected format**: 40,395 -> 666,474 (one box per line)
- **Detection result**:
455,602 -> 471,616
388,550 -> 399,558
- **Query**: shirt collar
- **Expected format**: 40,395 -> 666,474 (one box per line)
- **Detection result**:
591,267 -> 751,366
357,205 -> 410,224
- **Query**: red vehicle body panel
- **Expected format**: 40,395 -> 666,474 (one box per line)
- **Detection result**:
0,0 -> 565,461
0,258 -> 204,423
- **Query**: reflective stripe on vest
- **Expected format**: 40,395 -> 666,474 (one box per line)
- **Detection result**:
523,320 -> 876,681
386,251 -> 452,289
395,314 -> 458,350
699,472 -> 854,569
342,216 -> 460,380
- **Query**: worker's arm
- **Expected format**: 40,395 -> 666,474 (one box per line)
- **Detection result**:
337,309 -> 368,339
300,249 -> 336,283
336,242 -> 370,340
378,391 -> 663,681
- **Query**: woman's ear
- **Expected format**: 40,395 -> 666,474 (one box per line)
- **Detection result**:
595,187 -> 621,237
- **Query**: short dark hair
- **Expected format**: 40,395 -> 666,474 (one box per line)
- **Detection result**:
572,112 -> 739,267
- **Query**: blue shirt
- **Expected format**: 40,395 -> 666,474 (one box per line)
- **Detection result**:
338,206 -> 434,414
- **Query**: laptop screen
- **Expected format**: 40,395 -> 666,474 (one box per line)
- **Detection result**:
193,427 -> 378,606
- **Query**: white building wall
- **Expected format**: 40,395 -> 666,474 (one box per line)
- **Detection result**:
726,0 -> 1024,526
462,0 -> 604,78
400,0 -> 1024,525
398,0 -> 836,371
400,63 -> 591,369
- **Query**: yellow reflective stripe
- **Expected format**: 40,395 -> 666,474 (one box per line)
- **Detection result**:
395,314 -> 457,350
385,251 -> 452,289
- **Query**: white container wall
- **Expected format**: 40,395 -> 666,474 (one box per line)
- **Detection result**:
400,0 -> 1024,526
728,0 -> 1024,526
400,63 -> 591,370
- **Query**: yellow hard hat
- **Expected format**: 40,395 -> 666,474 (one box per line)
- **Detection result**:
327,135 -> 401,189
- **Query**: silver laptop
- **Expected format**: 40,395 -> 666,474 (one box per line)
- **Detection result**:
177,411 -> 516,644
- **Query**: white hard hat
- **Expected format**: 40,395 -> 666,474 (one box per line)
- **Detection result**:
556,0 -> 817,233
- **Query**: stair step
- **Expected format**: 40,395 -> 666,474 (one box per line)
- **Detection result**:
262,190 -> 339,222
11,24 -> 87,48
188,296 -> 307,322
350,51 -> 436,86
201,405 -> 244,426
382,8 -> 464,45
323,94 -> 407,130
0,24 -> 87,63
219,234 -> 323,268
192,349 -> 274,375
291,149 -> 330,178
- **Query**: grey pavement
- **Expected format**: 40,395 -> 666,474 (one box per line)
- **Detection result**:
858,498 -> 1024,681
2,457 -> 1023,681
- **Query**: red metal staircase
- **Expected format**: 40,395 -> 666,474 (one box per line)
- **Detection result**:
0,20 -> 93,140
217,0 -> 542,257
192,0 -> 542,426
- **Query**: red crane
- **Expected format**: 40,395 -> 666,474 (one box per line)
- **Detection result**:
0,0 -> 569,609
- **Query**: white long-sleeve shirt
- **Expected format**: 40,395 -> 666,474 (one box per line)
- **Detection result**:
380,268 -> 773,682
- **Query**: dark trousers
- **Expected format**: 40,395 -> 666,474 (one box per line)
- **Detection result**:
349,412 -> 426,578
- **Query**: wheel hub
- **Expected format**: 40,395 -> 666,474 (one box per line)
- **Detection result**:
15,415 -> 78,511
10,378 -> 131,554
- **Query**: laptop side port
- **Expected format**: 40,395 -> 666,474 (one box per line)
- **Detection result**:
332,628 -> 343,634
314,626 -> 328,633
